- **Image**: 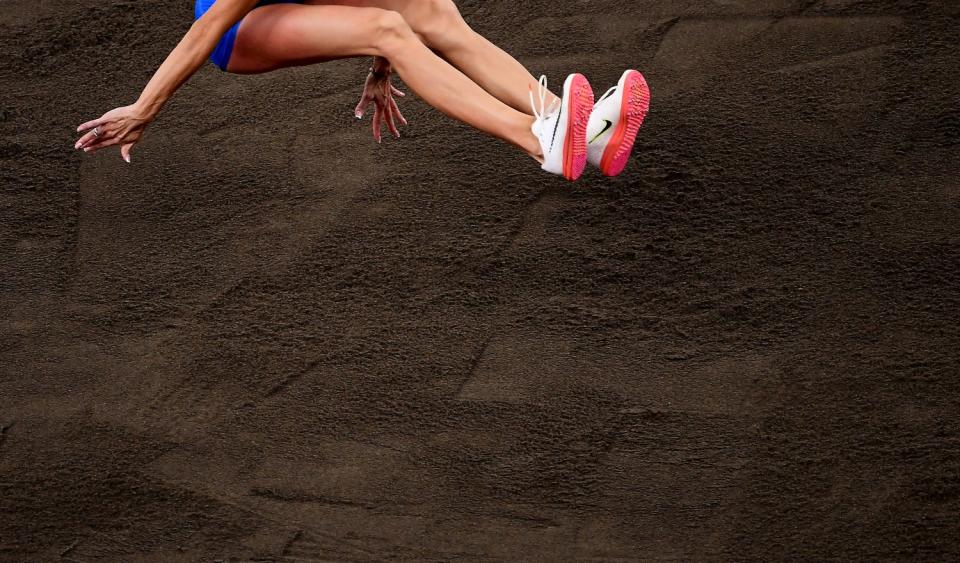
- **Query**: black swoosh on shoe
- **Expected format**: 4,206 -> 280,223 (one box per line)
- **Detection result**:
590,120 -> 614,144
549,102 -> 563,153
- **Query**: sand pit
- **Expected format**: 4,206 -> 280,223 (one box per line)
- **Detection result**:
2,0 -> 959,559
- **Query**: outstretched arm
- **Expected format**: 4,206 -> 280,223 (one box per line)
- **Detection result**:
74,0 -> 259,162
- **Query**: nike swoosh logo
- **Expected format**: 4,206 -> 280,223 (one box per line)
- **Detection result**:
590,120 -> 614,144
549,104 -> 563,153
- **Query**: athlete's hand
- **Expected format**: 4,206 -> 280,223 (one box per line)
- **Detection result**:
74,104 -> 152,163
354,59 -> 407,143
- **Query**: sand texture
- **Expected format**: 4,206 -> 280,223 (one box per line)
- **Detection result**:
2,0 -> 959,560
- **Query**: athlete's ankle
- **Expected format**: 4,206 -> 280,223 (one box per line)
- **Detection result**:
516,115 -> 541,158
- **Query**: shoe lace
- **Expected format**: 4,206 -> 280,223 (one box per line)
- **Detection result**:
529,75 -> 560,122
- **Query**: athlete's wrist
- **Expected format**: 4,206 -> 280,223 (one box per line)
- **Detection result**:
370,56 -> 391,77
132,99 -> 161,121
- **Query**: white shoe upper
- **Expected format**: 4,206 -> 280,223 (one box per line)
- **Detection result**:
587,86 -> 622,167
530,75 -> 570,176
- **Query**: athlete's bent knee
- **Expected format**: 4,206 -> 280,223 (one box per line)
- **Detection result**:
416,0 -> 470,49
424,0 -> 463,24
372,10 -> 416,56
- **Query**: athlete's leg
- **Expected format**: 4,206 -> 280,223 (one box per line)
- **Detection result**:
306,0 -> 560,113
229,4 -> 540,156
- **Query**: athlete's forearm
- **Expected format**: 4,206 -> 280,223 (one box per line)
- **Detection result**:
134,0 -> 258,119
133,21 -> 219,118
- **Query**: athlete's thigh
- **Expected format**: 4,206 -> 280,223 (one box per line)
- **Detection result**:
230,3 -> 385,73
303,0 -> 450,35
304,0 -> 415,11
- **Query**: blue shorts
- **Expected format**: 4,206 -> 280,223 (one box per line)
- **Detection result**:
194,0 -> 305,71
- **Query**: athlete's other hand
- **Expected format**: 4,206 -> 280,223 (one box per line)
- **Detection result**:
354,58 -> 407,143
74,105 -> 152,163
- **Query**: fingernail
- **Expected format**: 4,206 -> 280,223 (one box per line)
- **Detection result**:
124,156 -> 131,163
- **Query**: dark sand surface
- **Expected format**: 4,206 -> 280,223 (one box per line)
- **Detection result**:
3,0 -> 960,560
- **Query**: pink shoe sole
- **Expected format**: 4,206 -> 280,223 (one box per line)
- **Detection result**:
563,73 -> 595,181
599,70 -> 650,177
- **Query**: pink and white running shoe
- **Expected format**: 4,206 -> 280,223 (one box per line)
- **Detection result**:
586,70 -> 650,177
530,73 -> 595,181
